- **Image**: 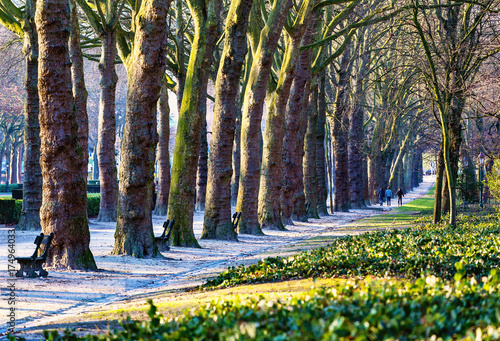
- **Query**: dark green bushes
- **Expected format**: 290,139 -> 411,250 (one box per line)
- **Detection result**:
0,199 -> 21,224
0,195 -> 100,224
204,214 -> 500,289
34,269 -> 500,340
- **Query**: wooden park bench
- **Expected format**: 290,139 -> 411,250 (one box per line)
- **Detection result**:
15,233 -> 54,278
232,212 -> 242,231
156,219 -> 175,251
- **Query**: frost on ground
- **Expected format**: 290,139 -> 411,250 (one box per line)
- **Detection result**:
0,176 -> 434,334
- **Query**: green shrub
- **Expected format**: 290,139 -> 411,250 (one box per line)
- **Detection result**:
1,195 -> 101,224
87,194 -> 100,218
35,269 -> 500,340
204,214 -> 500,289
0,198 -> 16,224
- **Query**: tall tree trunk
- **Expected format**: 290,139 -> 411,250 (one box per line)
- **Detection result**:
236,0 -> 292,234
202,0 -> 253,240
36,0 -> 96,269
113,0 -> 171,257
69,0 -> 89,196
231,104 -> 242,206
97,31 -> 118,222
17,145 -> 23,183
153,78 -> 171,216
18,5 -> 42,230
280,43 -> 313,224
433,145 -> 444,223
316,70 -> 328,215
9,145 -> 18,184
292,79 -> 312,222
175,0 -> 185,112
196,119 -> 208,211
168,0 -> 221,247
304,83 -> 320,218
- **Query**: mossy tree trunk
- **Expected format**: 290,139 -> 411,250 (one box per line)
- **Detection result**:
97,31 -> 118,222
18,1 -> 42,231
168,0 -> 221,247
202,0 -> 253,240
236,0 -> 293,234
433,144 -> 444,224
258,2 -> 316,230
153,78 -> 171,216
113,0 -> 171,257
36,0 -> 96,269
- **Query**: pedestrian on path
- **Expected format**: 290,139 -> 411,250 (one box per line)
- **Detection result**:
396,188 -> 404,206
377,187 -> 385,206
385,187 -> 393,206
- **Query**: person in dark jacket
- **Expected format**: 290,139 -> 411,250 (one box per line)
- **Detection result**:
385,187 -> 393,206
395,188 -> 404,206
377,187 -> 385,206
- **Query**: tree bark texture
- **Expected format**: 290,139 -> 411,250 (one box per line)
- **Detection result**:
202,0 -> 253,240
330,47 -> 351,212
281,73 -> 312,224
36,0 -> 96,269
196,119 -> 208,211
304,83 -> 320,218
113,0 -> 171,257
236,0 -> 292,235
69,0 -> 89,192
97,31 -> 118,222
168,0 -> 221,247
290,79 -> 312,222
433,145 -> 444,223
153,78 -> 171,216
18,3 -> 42,230
316,70 -> 329,215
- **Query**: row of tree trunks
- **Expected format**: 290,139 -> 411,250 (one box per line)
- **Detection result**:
236,0 -> 293,235
201,0 -> 254,241
113,0 -> 172,257
36,0 -> 96,269
258,1 -> 317,230
167,0 -> 221,247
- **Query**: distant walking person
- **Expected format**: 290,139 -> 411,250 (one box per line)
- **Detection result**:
377,187 -> 385,206
396,188 -> 404,206
385,187 -> 393,206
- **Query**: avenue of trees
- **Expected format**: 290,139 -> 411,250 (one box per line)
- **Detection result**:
0,0 -> 499,268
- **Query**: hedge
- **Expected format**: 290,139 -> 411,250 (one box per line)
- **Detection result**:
31,268 -> 500,340
0,195 -> 101,224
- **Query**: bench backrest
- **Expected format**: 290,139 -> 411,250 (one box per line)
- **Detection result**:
164,219 -> 175,242
29,233 -> 54,260
159,220 -> 170,239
